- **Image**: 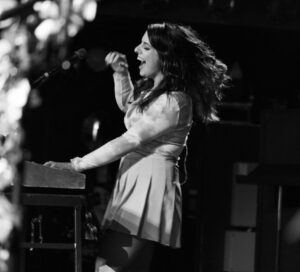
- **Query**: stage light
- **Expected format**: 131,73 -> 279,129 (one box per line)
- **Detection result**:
73,0 -> 98,21
33,1 -> 60,19
0,0 -> 17,29
34,19 -> 62,41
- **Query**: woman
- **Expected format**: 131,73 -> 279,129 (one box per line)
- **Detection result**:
45,22 -> 228,271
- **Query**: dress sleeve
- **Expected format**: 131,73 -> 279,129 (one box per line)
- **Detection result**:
113,72 -> 134,112
122,93 -> 180,144
70,94 -> 180,172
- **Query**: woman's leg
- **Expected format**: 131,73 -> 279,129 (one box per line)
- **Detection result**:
95,229 -> 154,272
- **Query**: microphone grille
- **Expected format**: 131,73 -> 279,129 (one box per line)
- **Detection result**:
76,48 -> 87,60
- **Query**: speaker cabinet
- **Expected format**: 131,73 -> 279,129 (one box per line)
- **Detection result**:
224,231 -> 256,272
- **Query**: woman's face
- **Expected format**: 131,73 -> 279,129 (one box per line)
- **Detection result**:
134,31 -> 164,84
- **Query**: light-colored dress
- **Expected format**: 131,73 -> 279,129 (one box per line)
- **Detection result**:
101,73 -> 193,248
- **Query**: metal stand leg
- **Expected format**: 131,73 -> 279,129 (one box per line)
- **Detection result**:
74,206 -> 82,272
275,185 -> 283,272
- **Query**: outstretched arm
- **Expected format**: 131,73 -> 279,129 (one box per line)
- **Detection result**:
70,94 -> 180,171
45,94 -> 180,172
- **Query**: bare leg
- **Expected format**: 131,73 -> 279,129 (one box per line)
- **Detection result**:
95,230 -> 154,272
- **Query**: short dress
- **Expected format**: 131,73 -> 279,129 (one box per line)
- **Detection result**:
101,73 -> 193,248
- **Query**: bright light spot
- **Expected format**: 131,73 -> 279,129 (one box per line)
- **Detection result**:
15,34 -> 26,47
34,1 -> 60,19
34,19 -> 62,41
0,196 -> 14,242
6,79 -> 30,122
68,26 -> 79,37
0,159 -> 13,188
92,120 -> 100,141
73,0 -> 85,11
82,1 -> 97,21
0,0 -> 17,14
0,40 -> 12,58
73,0 -> 97,21
62,61 -> 71,70
0,249 -> 9,261
7,79 -> 30,108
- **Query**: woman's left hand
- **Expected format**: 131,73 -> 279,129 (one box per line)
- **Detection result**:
44,161 -> 75,171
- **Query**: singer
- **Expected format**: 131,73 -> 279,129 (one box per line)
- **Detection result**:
45,22 -> 229,271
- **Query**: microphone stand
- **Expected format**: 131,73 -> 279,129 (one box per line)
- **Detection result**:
31,48 -> 87,88
31,65 -> 62,88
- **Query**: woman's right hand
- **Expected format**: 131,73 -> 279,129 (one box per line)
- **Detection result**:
44,161 -> 76,172
105,51 -> 129,74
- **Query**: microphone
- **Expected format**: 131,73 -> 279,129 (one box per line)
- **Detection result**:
61,48 -> 87,70
32,48 -> 87,87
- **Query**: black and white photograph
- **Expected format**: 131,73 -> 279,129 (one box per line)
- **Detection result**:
0,1 -> 300,272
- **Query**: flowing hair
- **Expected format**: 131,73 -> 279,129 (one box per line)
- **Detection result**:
133,22 -> 229,122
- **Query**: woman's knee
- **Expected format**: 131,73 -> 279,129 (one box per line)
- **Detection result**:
96,230 -> 154,271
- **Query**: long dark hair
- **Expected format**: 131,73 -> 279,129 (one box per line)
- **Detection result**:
134,22 -> 229,122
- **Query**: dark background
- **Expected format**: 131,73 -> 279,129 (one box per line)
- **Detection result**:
21,1 -> 300,271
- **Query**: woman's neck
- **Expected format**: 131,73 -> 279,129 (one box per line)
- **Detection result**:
151,73 -> 165,91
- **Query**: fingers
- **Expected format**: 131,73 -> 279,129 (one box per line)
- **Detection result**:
105,51 -> 126,64
44,161 -> 74,171
44,161 -> 61,169
105,51 -> 129,72
44,161 -> 54,167
70,157 -> 82,172
105,51 -> 128,67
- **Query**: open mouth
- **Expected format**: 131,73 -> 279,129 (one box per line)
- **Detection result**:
138,58 -> 146,69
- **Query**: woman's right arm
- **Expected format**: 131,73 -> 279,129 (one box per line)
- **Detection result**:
105,52 -> 134,112
113,72 -> 134,112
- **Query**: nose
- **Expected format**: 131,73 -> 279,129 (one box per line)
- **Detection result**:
134,44 -> 141,54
